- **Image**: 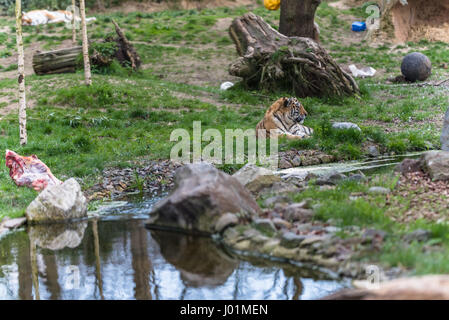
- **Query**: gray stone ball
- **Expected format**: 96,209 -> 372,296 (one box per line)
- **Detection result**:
401,52 -> 432,82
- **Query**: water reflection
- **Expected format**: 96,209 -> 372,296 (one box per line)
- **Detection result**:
152,231 -> 237,288
0,217 -> 347,300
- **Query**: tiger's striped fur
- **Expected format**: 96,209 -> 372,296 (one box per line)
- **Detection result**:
256,97 -> 313,140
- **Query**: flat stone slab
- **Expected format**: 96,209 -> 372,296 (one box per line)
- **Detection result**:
2,217 -> 26,229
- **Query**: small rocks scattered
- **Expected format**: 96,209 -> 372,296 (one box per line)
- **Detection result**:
278,149 -> 336,170
258,180 -> 302,196
313,170 -> 367,186
368,186 -> 390,195
283,204 -> 315,222
331,122 -> 361,132
316,171 -> 347,186
253,218 -> 277,234
362,229 -> 387,242
300,235 -> 327,247
280,232 -> 306,248
396,158 -> 422,175
347,172 -> 367,182
272,218 -> 292,230
367,145 -> 380,157
263,195 -> 291,208
395,170 -> 449,223
85,159 -> 182,200
214,213 -> 239,234
404,229 -> 432,243
232,164 -> 281,194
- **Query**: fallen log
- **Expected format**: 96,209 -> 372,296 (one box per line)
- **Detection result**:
33,46 -> 82,75
32,21 -> 141,75
229,13 -> 358,98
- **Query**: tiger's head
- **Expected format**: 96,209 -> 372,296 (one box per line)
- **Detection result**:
22,12 -> 33,26
277,97 -> 308,124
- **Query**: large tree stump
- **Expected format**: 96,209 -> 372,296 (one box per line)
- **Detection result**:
229,13 -> 358,98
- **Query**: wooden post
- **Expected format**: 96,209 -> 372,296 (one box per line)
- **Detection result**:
80,0 -> 92,86
72,0 -> 77,44
15,0 -> 27,145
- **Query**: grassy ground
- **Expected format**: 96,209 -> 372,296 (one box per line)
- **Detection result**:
282,174 -> 449,275
0,1 -> 448,275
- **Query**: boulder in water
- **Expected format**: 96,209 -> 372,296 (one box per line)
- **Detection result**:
145,162 -> 261,235
26,178 -> 88,223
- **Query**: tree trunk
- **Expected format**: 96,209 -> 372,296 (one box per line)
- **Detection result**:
279,0 -> 321,41
111,19 -> 141,70
80,0 -> 92,86
229,13 -> 358,98
33,46 -> 82,75
71,0 -> 77,44
92,219 -> 104,300
15,0 -> 27,145
97,0 -> 105,11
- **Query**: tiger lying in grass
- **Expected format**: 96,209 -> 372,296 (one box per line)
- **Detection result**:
256,97 -> 314,140
22,10 -> 96,26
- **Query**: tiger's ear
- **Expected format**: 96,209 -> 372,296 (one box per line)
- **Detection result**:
283,98 -> 290,108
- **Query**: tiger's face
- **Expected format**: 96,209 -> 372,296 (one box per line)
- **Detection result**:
280,97 -> 308,124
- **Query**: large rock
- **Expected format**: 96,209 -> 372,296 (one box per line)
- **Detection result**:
145,163 -> 262,234
232,163 -> 281,193
401,52 -> 432,82
395,158 -> 422,174
420,151 -> 449,181
26,178 -> 88,223
441,108 -> 449,151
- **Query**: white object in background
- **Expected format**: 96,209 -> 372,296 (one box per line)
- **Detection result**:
220,82 -> 234,90
348,64 -> 376,78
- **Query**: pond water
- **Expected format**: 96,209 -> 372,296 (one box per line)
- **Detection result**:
0,196 -> 348,300
279,152 -> 424,179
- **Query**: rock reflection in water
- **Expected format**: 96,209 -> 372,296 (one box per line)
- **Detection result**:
0,218 -> 346,300
151,230 -> 238,288
29,221 -> 88,251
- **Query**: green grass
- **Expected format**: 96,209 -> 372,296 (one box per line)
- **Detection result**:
276,173 -> 449,275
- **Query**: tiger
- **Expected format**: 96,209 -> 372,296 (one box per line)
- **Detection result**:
22,10 -> 96,26
256,97 -> 314,140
